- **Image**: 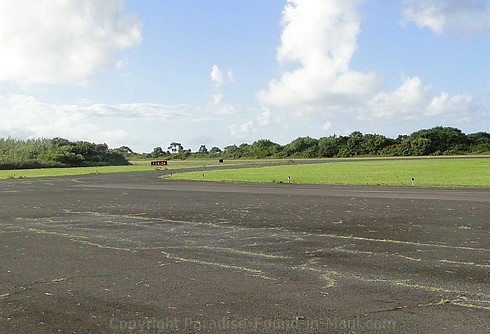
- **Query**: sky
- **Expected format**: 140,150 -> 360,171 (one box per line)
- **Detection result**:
0,0 -> 489,153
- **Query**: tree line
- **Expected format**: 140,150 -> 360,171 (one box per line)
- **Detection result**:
0,137 -> 129,169
1,127 -> 489,169
141,126 -> 490,160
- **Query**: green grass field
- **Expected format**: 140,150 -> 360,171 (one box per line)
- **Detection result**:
1,157 -> 489,187
0,165 -> 152,180
169,158 -> 490,187
0,159 -> 280,180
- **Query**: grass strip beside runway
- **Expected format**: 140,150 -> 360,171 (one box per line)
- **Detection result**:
169,158 -> 490,187
0,159 -> 279,180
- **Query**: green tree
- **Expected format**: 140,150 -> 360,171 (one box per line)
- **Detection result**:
151,147 -> 165,158
409,126 -> 468,155
237,143 -> 251,157
362,134 -> 393,155
467,132 -> 490,153
115,146 -> 135,156
223,145 -> 239,158
209,146 -> 222,156
249,139 -> 281,158
409,137 -> 431,156
198,145 -> 209,154
318,136 -> 339,157
43,146 -> 84,166
168,142 -> 184,154
284,137 -> 318,157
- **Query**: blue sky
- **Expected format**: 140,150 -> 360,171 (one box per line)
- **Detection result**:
0,0 -> 489,152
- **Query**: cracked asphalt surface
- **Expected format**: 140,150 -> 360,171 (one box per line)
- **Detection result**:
0,171 -> 489,333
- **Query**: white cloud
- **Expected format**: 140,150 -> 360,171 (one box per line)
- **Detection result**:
322,121 -> 333,131
367,76 -> 474,121
0,95 -> 92,139
427,92 -> 473,119
86,103 -> 191,120
0,95 -> 194,148
209,65 -> 239,115
0,0 -> 142,85
226,68 -> 235,83
210,65 -> 224,86
229,109 -> 274,140
210,65 -> 233,87
258,0 -> 382,110
368,77 -> 431,120
256,109 -> 272,127
212,93 -> 223,105
403,0 -> 490,38
249,0 -> 481,142
213,104 -> 241,116
229,121 -> 255,141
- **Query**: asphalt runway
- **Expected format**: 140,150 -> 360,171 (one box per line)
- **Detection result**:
0,171 -> 489,333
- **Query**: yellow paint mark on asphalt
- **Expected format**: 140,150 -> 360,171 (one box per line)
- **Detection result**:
194,246 -> 291,259
333,247 -> 373,255
70,239 -> 135,253
7,212 -> 489,311
0,230 -> 25,234
396,255 -> 422,262
62,210 -> 153,224
26,228 -> 88,239
297,263 -> 490,311
134,245 -> 290,260
347,274 -> 490,300
416,296 -> 490,311
318,232 -> 489,252
440,259 -> 490,269
406,282 -> 454,293
417,298 -> 451,307
452,302 -> 490,311
61,210 -> 244,231
391,280 -> 490,299
51,278 -> 66,283
160,251 -> 274,281
297,264 -> 339,289
321,272 -> 338,288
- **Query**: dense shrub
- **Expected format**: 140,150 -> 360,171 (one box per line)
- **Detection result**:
0,138 -> 129,169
